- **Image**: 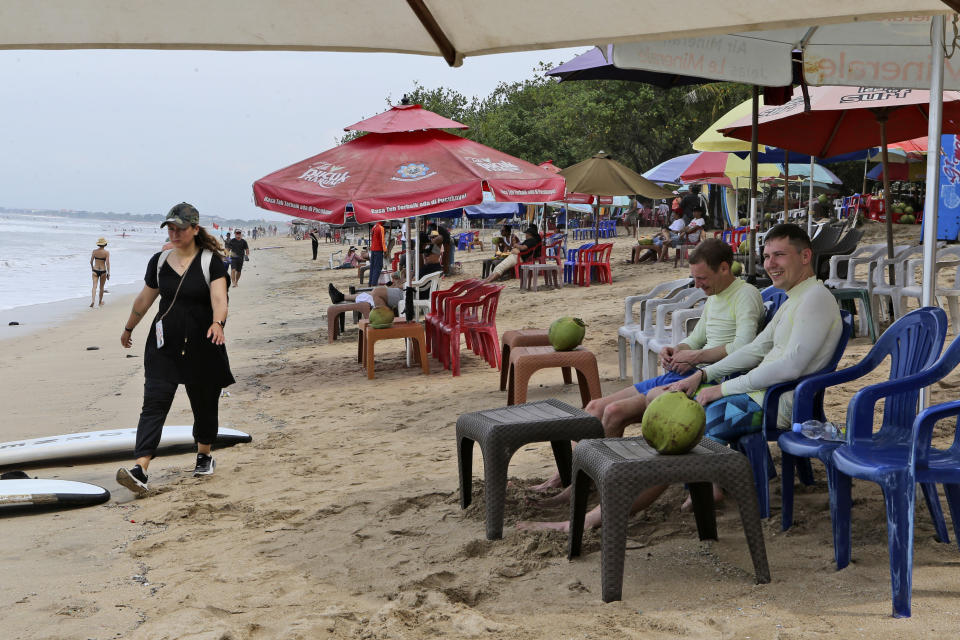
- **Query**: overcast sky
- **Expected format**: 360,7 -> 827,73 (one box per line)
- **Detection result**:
0,47 -> 585,221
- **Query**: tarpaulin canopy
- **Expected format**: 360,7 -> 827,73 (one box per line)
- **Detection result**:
0,2 -> 948,67
253,128 -> 565,224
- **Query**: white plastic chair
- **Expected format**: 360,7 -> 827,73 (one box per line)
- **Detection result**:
824,243 -> 889,290
617,278 -> 692,379
892,246 -> 960,334
397,271 -> 443,322
870,245 -> 928,325
634,288 -> 707,382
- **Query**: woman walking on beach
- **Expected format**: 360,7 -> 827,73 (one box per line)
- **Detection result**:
90,238 -> 110,307
116,203 -> 234,496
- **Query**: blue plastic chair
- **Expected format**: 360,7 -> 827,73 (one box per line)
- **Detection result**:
563,242 -> 594,284
779,308 -> 948,548
831,328 -> 960,617
457,233 -> 471,250
733,311 -> 854,519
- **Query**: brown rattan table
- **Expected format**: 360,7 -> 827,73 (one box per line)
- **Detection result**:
499,329 -> 572,391
457,399 -> 604,540
568,437 -> 771,602
507,345 -> 601,407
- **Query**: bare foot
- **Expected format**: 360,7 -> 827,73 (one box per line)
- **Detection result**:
528,486 -> 572,507
530,475 -> 562,492
516,520 -> 570,532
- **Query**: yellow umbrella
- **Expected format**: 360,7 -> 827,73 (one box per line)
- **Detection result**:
692,97 -> 769,153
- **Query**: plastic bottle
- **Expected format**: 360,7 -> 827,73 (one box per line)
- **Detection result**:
792,420 -> 845,442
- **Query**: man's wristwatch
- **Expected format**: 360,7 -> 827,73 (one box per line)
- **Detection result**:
215,320 -> 226,328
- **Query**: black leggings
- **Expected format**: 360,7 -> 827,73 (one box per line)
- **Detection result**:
134,378 -> 221,459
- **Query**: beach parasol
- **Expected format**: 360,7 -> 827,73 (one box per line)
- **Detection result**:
559,152 -> 673,241
719,85 -> 960,267
343,103 -> 468,133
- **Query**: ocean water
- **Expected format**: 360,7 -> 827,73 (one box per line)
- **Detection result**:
0,212 -> 168,311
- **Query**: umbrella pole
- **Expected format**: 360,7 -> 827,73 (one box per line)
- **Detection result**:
747,86 -> 759,278
879,115 -> 895,283
921,15 -> 946,409
807,155 -> 815,237
784,150 -> 789,222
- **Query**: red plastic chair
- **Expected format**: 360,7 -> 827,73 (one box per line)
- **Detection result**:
425,279 -> 480,356
436,284 -> 494,374
543,234 -> 566,266
512,242 -> 545,279
444,285 -> 504,375
591,243 -> 614,284
573,244 -> 597,286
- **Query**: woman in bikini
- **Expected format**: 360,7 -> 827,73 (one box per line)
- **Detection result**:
90,238 -> 110,307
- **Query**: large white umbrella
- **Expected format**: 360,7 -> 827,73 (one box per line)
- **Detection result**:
0,1 -> 949,66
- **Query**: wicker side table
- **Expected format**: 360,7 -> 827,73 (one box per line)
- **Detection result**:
457,399 -> 604,540
568,437 -> 771,602
500,329 -> 573,390
507,345 -> 601,407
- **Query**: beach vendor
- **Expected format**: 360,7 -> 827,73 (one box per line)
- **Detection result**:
520,225 -> 841,531
116,203 -> 234,496
90,237 -> 110,308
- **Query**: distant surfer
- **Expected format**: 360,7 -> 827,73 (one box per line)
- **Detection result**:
117,202 -> 235,496
90,238 -> 110,307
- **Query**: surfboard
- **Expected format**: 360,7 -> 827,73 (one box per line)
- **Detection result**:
0,478 -> 110,508
0,425 -> 252,467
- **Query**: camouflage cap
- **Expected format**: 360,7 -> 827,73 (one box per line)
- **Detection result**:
161,202 -> 199,229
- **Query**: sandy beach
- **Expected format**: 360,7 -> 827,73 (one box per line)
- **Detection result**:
3,223 -> 960,639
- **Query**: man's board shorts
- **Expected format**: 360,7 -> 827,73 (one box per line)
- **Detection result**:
704,393 -> 763,444
633,370 -> 691,394
669,233 -> 682,248
231,256 -> 244,271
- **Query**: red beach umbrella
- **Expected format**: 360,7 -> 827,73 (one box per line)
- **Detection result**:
253,127 -> 565,224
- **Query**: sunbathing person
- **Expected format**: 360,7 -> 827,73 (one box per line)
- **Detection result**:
519,224 -> 843,531
328,275 -> 403,312
530,239 -> 764,493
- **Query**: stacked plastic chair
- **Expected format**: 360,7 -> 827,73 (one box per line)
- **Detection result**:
563,243 -> 593,284
425,279 -> 481,357
437,284 -> 503,376
574,243 -> 613,286
460,285 -> 506,373
616,278 -> 692,380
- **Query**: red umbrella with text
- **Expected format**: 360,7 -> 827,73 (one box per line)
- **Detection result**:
719,86 -> 960,262
253,103 -> 565,303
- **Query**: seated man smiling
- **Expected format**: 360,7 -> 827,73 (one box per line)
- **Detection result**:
520,224 -> 842,532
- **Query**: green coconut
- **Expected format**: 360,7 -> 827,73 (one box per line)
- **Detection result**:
738,217 -> 749,227
738,240 -> 749,254
904,205 -> 915,215
548,317 -> 586,351
638,237 -> 653,245
730,260 -> 743,277
641,392 -> 706,455
818,194 -> 828,204
368,307 -> 395,329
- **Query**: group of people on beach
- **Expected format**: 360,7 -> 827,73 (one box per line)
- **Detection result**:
519,223 -> 842,530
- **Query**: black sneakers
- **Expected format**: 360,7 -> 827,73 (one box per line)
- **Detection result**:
116,465 -> 149,495
193,453 -> 216,477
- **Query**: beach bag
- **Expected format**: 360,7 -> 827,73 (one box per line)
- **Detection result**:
157,249 -> 215,288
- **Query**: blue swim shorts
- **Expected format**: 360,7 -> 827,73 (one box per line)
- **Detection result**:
704,393 -> 763,444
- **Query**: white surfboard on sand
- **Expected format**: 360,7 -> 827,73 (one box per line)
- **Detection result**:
0,425 -> 252,467
0,478 -> 110,508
